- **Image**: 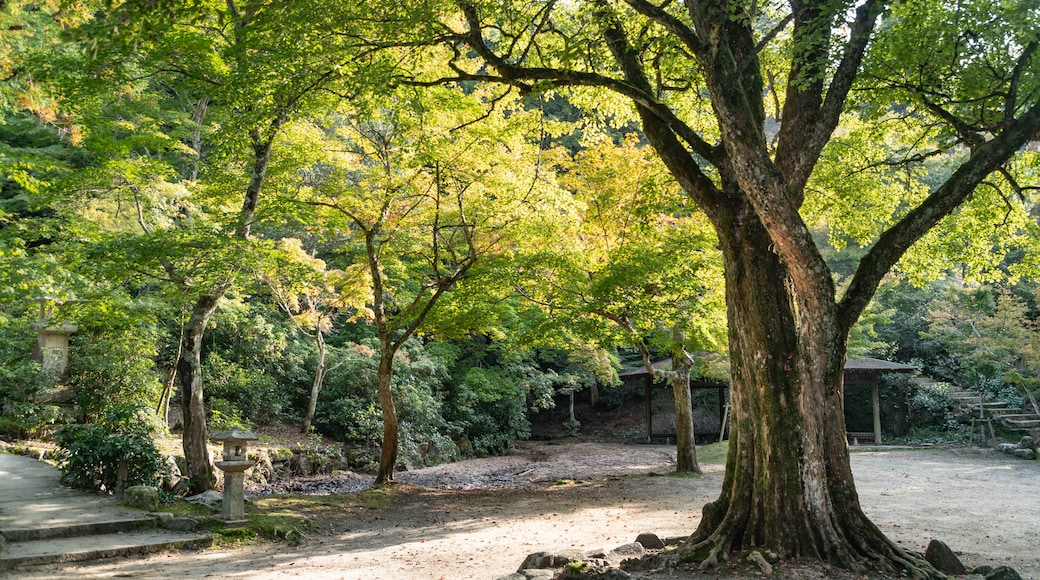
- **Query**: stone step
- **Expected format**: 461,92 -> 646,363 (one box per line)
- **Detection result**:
1,515 -> 157,543
949,393 -> 980,401
1004,418 -> 1040,428
0,529 -> 212,570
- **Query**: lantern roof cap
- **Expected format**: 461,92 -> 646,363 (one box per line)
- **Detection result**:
210,428 -> 258,442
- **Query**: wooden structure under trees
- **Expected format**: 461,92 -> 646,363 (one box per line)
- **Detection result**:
622,356 -> 916,445
843,357 -> 917,445
619,359 -> 727,444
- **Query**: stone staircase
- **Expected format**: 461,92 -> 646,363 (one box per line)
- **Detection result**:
0,513 -> 212,570
0,452 -> 212,572
945,385 -> 1040,432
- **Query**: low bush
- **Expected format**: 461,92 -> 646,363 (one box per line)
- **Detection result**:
56,404 -> 164,492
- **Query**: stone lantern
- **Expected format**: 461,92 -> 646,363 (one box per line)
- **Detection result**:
211,428 -> 258,523
31,296 -> 78,380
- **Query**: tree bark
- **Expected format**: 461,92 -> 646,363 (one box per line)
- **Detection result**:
374,347 -> 399,486
300,329 -> 326,434
670,354 -> 700,474
683,212 -> 929,575
177,293 -> 224,494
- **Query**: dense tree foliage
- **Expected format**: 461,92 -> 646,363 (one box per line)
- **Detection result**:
1,2 -> 1038,576
395,0 -> 1040,575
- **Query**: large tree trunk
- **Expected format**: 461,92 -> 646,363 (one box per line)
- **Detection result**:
177,293 -> 223,494
684,214 -> 929,575
300,330 -> 326,434
374,347 -> 399,485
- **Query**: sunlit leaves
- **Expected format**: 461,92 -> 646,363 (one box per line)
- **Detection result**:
518,136 -> 727,357
865,0 -> 1040,134
924,285 -> 1040,389
805,115 -> 934,250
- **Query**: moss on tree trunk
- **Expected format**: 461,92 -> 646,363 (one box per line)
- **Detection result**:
679,215 -> 937,577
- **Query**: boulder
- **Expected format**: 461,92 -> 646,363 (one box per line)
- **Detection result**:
164,516 -> 200,532
558,565 -> 631,579
1012,448 -> 1036,460
924,539 -> 966,575
553,549 -> 587,566
186,490 -> 223,508
985,566 -> 1024,580
634,532 -> 665,550
151,512 -> 174,524
1019,436 -> 1037,452
161,456 -> 183,492
517,550 -> 587,572
124,485 -> 160,512
604,542 -> 644,565
498,571 -> 556,580
517,552 -> 553,571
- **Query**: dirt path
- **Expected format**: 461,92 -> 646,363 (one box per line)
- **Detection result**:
16,443 -> 1040,579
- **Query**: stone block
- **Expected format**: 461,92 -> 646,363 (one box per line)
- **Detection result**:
634,532 -> 665,550
1012,448 -> 1036,460
125,485 -> 159,512
986,565 -> 1024,580
518,552 -> 554,571
924,539 -> 965,575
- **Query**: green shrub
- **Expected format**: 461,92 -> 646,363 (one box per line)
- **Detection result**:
0,321 -> 66,439
315,339 -> 458,467
205,353 -> 289,425
208,397 -> 253,431
909,381 -> 954,430
0,401 -> 64,439
56,405 -> 164,492
67,314 -> 163,424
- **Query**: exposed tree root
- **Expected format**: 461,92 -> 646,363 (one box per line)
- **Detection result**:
626,527 -> 949,580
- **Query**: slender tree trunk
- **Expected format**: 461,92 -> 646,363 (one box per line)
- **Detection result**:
671,359 -> 700,473
300,330 -> 326,434
177,293 -> 223,494
157,366 -> 175,431
188,96 -> 209,182
684,214 -> 929,575
374,347 -> 399,485
157,319 -> 185,431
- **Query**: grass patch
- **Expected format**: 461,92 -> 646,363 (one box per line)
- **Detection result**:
253,486 -> 396,513
663,470 -> 702,478
695,440 -> 728,465
157,486 -> 401,549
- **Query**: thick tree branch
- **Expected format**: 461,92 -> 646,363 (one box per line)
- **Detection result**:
1006,41 -> 1038,122
619,0 -> 706,57
775,0 -> 885,200
838,100 -> 1040,333
455,2 -> 721,164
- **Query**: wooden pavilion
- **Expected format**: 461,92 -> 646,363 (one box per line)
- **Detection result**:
842,356 -> 917,444
619,356 -> 917,445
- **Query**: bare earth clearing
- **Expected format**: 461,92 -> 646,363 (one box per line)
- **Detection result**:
17,442 -> 1040,579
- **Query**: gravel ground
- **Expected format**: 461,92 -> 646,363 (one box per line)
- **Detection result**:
16,442 -> 1040,580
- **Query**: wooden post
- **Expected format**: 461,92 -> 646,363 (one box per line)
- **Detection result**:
645,375 -> 652,443
871,375 -> 882,445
